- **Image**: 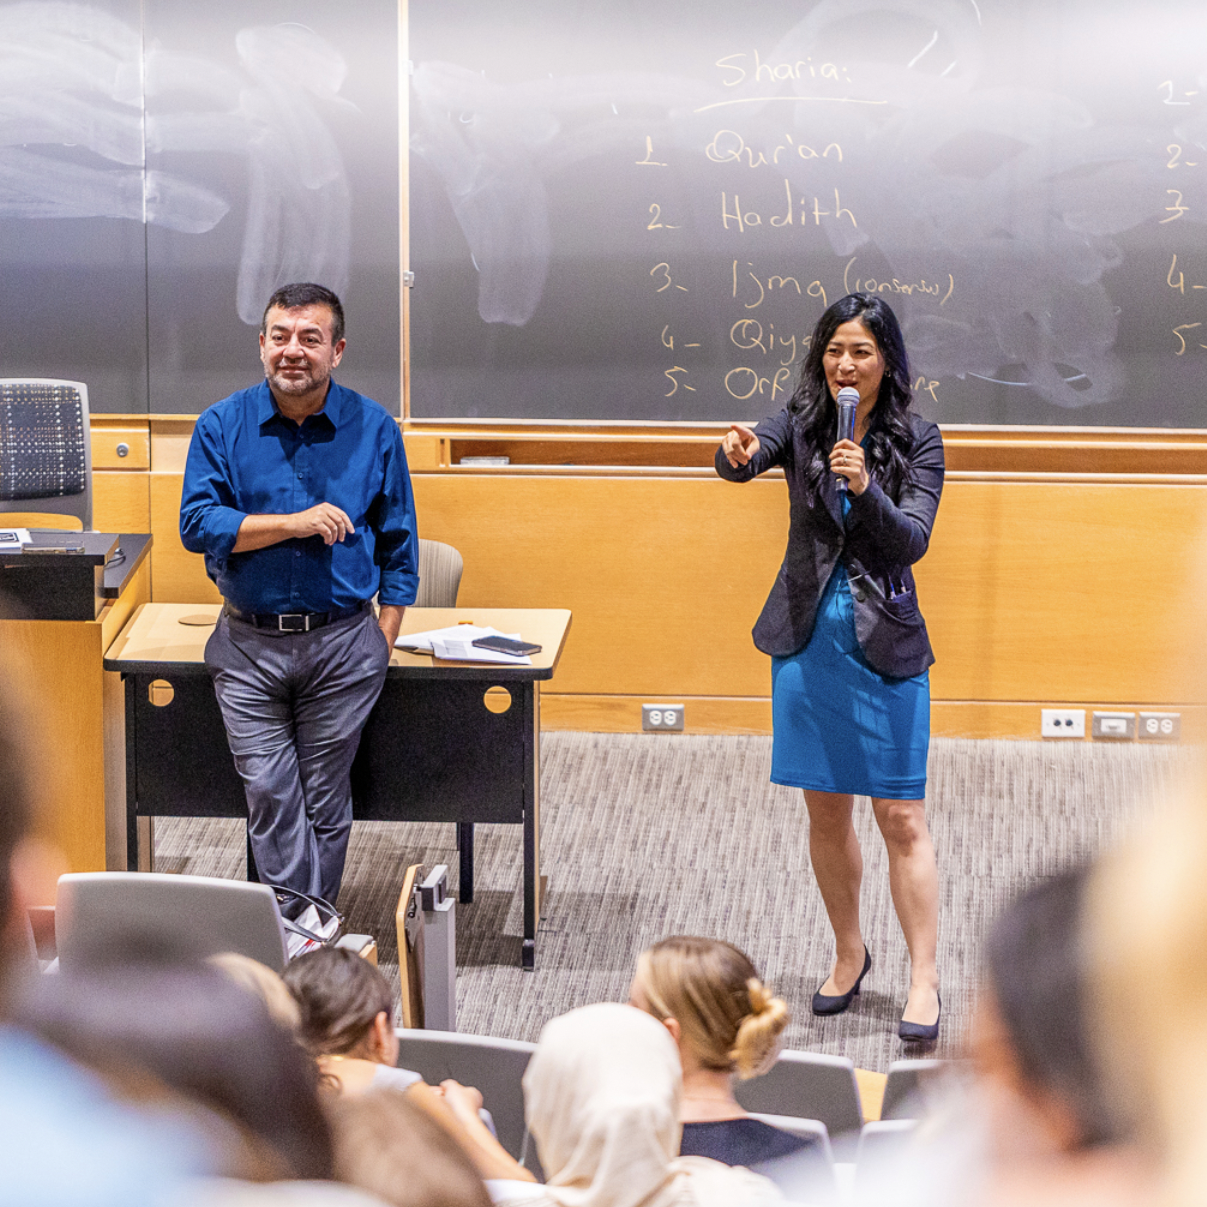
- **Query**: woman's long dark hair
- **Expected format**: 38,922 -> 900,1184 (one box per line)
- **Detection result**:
789,293 -> 916,499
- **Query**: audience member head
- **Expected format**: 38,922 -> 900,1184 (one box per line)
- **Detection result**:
283,947 -> 397,1065
973,865 -> 1116,1156
329,1089 -> 492,1207
210,952 -> 302,1034
17,933 -> 333,1180
631,936 -> 789,1079
524,1002 -> 778,1207
1087,763 -> 1207,1206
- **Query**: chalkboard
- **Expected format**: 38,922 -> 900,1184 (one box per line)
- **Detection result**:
409,0 -> 1207,427
0,0 -> 400,414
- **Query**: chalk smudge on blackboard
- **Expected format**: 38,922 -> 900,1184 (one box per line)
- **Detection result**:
0,4 -> 353,324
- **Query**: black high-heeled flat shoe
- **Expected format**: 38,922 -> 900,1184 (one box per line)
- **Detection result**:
811,947 -> 871,1016
898,992 -> 941,1044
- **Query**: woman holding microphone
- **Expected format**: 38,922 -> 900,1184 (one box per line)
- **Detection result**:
716,293 -> 944,1042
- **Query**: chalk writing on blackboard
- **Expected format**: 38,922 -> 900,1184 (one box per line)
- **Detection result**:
410,0 -> 1207,425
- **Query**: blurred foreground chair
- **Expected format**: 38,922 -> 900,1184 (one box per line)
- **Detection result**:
0,380 -> 92,530
852,1119 -> 919,1200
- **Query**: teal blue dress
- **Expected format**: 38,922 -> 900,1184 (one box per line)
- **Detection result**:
769,490 -> 930,800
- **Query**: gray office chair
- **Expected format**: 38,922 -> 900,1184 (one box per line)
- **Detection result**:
734,1048 -> 864,1140
881,1058 -> 946,1121
414,538 -> 463,607
55,872 -> 290,973
393,1028 -> 538,1171
0,379 -> 92,530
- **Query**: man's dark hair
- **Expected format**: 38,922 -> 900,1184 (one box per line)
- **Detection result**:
261,283 -> 346,345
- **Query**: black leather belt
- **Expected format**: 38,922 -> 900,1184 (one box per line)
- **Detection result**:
224,601 -> 367,632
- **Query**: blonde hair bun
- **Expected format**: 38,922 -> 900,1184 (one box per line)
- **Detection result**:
730,977 -> 790,1079
635,937 -> 791,1081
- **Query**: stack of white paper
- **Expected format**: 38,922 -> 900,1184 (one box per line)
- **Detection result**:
395,624 -> 533,665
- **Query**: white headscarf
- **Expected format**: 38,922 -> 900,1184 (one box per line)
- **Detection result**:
521,1002 -> 781,1207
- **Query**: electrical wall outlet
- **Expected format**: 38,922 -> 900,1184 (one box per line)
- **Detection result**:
1138,712 -> 1181,741
642,703 -> 684,732
1041,708 -> 1085,738
1092,711 -> 1136,739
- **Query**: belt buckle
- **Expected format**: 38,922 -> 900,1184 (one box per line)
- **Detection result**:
278,613 -> 309,633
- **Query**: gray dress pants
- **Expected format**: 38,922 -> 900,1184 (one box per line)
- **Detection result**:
204,605 -> 391,903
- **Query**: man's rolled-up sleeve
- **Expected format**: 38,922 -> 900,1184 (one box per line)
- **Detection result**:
179,413 -> 246,566
373,425 -> 419,606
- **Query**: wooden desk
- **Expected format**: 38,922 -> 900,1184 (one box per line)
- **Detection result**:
104,604 -> 573,969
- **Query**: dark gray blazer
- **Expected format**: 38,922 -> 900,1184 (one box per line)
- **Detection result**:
715,409 -> 944,679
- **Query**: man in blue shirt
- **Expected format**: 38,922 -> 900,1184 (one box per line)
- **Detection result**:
180,282 -> 418,903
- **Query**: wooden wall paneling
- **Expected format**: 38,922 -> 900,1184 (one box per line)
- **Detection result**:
93,471 -> 151,533
149,419 -> 194,475
413,471 -> 1207,710
411,472 -> 788,698
402,431 -> 442,470
541,695 -> 1207,739
918,480 -> 1207,705
1,472 -> 149,534
406,421 -> 1207,473
540,693 -> 773,735
929,701 -> 1207,742
91,425 -> 151,470
149,472 -> 220,604
116,417 -> 1207,732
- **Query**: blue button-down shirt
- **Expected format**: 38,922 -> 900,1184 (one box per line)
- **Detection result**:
180,381 -> 418,613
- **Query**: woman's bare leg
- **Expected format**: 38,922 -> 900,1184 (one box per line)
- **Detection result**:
871,797 -> 940,1025
803,790 -> 867,994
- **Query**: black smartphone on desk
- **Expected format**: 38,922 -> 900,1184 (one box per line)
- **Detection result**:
472,636 -> 542,656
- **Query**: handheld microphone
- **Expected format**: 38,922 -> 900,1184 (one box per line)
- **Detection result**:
835,387 -> 859,493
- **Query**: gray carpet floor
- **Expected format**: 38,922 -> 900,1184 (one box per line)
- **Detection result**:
155,734 -> 1189,1073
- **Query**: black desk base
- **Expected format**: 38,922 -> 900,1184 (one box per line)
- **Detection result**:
120,670 -> 542,969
